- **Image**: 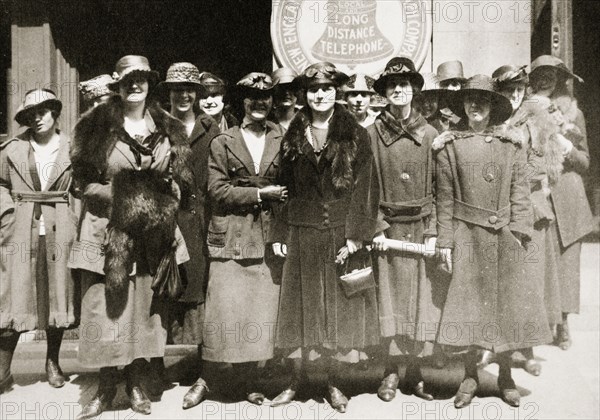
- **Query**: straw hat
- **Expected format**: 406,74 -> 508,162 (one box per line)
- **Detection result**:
158,62 -> 203,90
79,74 -> 113,102
15,89 -> 62,126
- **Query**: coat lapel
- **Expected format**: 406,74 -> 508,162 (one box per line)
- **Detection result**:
225,127 -> 256,174
44,134 -> 71,191
189,115 -> 209,145
259,124 -> 282,176
6,134 -> 35,190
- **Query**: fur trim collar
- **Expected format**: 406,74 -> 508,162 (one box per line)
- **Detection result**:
375,108 -> 428,146
282,104 -> 359,191
432,123 -> 525,150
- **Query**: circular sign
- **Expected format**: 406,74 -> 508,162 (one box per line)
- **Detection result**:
271,0 -> 432,77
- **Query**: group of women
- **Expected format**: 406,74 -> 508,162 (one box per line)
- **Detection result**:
0,52 -> 593,418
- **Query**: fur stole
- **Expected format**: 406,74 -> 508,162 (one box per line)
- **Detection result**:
432,123 -> 525,151
282,104 -> 360,191
71,95 -> 193,200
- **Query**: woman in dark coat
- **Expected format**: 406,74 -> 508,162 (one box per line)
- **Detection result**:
368,57 -> 441,402
529,56 -> 594,350
270,62 -> 381,413
1,89 -> 76,394
70,56 -> 193,418
200,73 -> 285,405
434,75 -> 553,408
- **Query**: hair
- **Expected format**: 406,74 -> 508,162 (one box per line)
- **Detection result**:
529,68 -> 570,97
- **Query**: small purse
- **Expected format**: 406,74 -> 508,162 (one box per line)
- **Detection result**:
338,249 -> 376,298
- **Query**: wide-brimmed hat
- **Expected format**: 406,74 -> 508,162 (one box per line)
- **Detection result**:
79,74 -> 113,102
492,65 -> 529,87
530,55 -> 583,83
157,62 -> 203,90
107,55 -> 159,91
236,72 -> 275,98
418,72 -> 450,101
448,74 -> 512,125
374,57 -> 424,96
436,60 -> 467,85
199,72 -> 227,97
298,62 -> 349,89
15,88 -> 63,126
272,67 -> 299,88
342,73 -> 376,95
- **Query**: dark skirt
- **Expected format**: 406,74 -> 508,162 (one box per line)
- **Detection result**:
275,225 -> 380,352
550,222 -> 582,314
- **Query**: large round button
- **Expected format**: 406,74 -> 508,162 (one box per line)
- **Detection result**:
190,209 -> 197,215
401,173 -> 410,180
484,136 -> 493,143
16,194 -> 23,201
62,193 -> 69,200
488,215 -> 498,224
323,204 -> 329,210
191,194 -> 197,200
484,173 -> 495,182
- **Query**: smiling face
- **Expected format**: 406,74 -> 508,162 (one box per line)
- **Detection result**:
118,73 -> 149,104
243,91 -> 273,122
169,84 -> 197,114
499,82 -> 526,111
199,94 -> 225,117
29,107 -> 57,135
346,92 -> 372,117
385,77 -> 414,106
417,95 -> 439,119
463,93 -> 491,124
274,85 -> 298,109
306,84 -> 336,113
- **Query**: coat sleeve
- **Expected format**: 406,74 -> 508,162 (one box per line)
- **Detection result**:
423,126 -> 438,238
345,131 -> 381,242
563,109 -> 590,174
435,146 -> 455,248
0,149 -> 15,222
208,135 -> 260,209
267,143 -> 293,244
509,145 -> 534,241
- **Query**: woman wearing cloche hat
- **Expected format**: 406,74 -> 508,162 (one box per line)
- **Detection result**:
433,74 -> 553,409
369,57 -> 442,403
271,67 -> 300,131
1,89 -> 76,395
72,55 -> 195,418
269,62 -> 381,413
342,73 -> 377,128
529,55 -> 593,352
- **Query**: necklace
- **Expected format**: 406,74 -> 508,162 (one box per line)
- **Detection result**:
308,124 -> 328,155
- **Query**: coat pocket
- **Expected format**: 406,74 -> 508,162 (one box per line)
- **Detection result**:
207,216 -> 229,247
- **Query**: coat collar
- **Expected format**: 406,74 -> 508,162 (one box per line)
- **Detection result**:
224,121 -> 282,176
375,107 -> 427,146
189,113 -> 213,145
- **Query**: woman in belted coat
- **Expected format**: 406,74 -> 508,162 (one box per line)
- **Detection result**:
270,62 -> 381,413
529,56 -> 594,350
369,57 -> 442,402
0,89 -> 76,394
200,73 -> 286,405
434,75 -> 552,408
71,56 -> 194,418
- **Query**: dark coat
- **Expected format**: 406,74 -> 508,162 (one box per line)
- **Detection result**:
367,109 -> 444,352
177,113 -> 220,303
434,125 -> 552,352
0,131 -> 77,331
272,104 -> 381,352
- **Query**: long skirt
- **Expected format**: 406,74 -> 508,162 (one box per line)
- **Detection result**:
77,269 -> 167,368
550,222 -> 582,314
202,258 -> 280,363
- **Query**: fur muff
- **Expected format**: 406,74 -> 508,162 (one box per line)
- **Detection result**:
282,103 -> 358,191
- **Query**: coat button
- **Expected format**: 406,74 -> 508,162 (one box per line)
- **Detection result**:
236,232 -> 242,238
484,136 -> 493,143
406,234 -> 412,239
16,194 -> 23,201
323,220 -> 330,227
191,194 -> 197,200
190,209 -> 197,215
323,212 -> 329,218
62,193 -> 69,200
489,215 -> 498,224
253,205 -> 259,210
401,173 -> 410,180
234,249 -> 241,255
323,204 -> 329,210
484,173 -> 495,182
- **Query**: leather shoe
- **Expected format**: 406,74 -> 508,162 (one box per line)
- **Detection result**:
501,388 -> 520,407
77,388 -> 116,420
182,378 -> 209,409
556,324 -> 571,350
0,374 -> 14,394
270,388 -> 296,407
377,373 -> 399,402
46,359 -> 68,388
327,386 -> 348,413
524,359 -> 541,376
413,380 -> 434,401
247,392 -> 265,405
476,350 -> 495,369
454,378 -> 477,409
128,386 -> 151,415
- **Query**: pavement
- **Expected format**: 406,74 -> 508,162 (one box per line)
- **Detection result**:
1,243 -> 598,419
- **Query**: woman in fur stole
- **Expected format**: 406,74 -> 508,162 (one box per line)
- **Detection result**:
269,62 -> 381,413
434,75 -> 552,408
529,55 -> 594,351
70,56 -> 193,419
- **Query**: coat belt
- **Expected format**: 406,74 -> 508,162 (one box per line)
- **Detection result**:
287,198 -> 349,229
453,198 -> 510,230
11,190 -> 69,203
380,195 -> 432,222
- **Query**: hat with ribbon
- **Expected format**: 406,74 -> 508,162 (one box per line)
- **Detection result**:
374,57 -> 424,96
158,62 -> 203,90
199,72 -> 227,97
236,72 -> 275,98
436,60 -> 468,85
298,62 -> 349,89
492,64 -> 529,86
272,67 -> 299,88
79,74 -> 114,102
15,88 -> 63,126
342,73 -> 376,95
530,55 -> 583,83
448,74 -> 513,125
107,55 -> 160,91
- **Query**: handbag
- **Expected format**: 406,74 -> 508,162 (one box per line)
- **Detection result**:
338,249 -> 376,298
151,246 -> 183,301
